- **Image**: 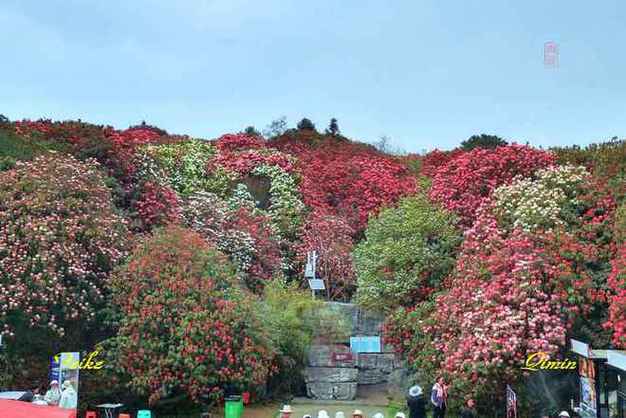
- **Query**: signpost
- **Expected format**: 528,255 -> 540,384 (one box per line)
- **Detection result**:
305,251 -> 324,299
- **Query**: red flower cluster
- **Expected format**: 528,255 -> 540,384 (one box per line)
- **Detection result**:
216,133 -> 265,152
605,245 -> 626,348
213,149 -> 295,175
104,127 -> 163,177
419,149 -> 462,177
110,226 -> 276,405
429,145 -> 556,227
274,138 -> 417,233
133,181 -> 182,230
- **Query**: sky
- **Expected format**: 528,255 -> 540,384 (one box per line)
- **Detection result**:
1,0 -> 625,152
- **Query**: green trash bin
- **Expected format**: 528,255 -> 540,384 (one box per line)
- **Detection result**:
224,395 -> 243,418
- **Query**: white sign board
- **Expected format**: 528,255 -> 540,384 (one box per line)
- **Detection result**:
308,278 -> 325,290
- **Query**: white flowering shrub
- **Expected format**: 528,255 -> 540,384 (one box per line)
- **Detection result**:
493,165 -> 590,232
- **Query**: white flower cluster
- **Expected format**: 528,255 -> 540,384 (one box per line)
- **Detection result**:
493,165 -> 589,233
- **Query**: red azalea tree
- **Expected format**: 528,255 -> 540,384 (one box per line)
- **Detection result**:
272,136 -> 417,234
429,144 -> 556,227
605,245 -> 626,348
133,181 -> 182,231
109,226 -> 276,405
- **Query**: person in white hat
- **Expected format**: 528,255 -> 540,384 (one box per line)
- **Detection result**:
351,410 -> 364,418
279,405 -> 294,418
335,412 -> 346,418
43,380 -> 61,406
407,385 -> 426,418
395,413 -> 406,418
318,410 -> 330,418
558,412 -> 570,418
58,380 -> 77,409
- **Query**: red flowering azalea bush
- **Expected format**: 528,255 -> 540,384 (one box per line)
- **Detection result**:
419,148 -> 462,177
215,133 -> 265,152
108,226 -> 276,405
0,154 -> 130,336
273,136 -> 417,234
133,181 -> 182,231
605,245 -> 626,348
429,144 -> 556,227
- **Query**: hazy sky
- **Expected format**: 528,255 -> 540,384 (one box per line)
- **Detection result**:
1,1 -> 625,152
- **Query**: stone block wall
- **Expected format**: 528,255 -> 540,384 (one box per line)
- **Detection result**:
303,303 -> 405,400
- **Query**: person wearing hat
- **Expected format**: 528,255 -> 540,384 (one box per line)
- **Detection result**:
279,405 -> 294,418
407,385 -> 426,418
395,413 -> 406,418
351,410 -> 364,418
318,410 -> 330,418
43,380 -> 61,406
58,380 -> 77,409
558,412 -> 570,418
335,412 -> 345,418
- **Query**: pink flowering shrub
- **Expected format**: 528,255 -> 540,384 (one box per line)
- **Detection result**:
429,145 -> 556,227
0,154 -> 130,336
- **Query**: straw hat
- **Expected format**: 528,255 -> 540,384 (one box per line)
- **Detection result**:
352,410 -> 364,417
280,405 -> 294,414
50,380 -> 59,386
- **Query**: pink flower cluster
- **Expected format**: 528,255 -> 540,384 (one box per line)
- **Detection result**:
429,144 -> 556,227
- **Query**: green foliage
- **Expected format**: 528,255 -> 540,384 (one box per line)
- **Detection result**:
251,164 -> 305,239
135,140 -> 219,196
460,133 -> 507,150
354,195 -> 461,311
325,118 -> 339,136
551,137 -> 626,203
258,280 -> 321,395
297,118 -> 316,131
0,127 -> 67,170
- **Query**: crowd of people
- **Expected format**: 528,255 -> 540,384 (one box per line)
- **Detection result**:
276,376 -> 474,418
277,376 -> 573,418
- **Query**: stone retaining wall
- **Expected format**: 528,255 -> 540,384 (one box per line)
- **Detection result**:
304,303 -> 405,401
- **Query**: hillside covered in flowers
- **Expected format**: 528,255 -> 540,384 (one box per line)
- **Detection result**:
0,115 -> 623,415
